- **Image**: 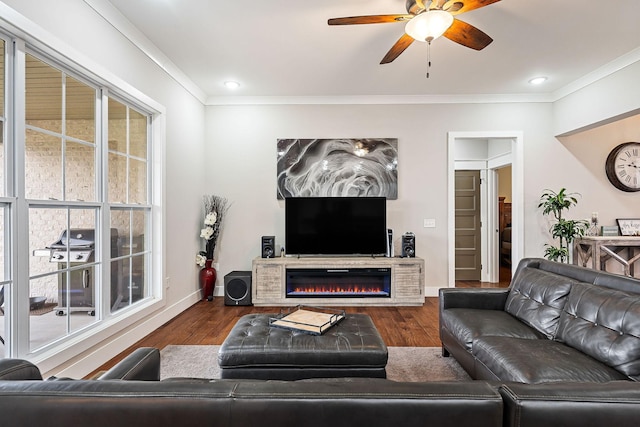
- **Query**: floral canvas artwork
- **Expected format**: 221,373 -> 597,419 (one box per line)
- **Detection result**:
276,138 -> 398,199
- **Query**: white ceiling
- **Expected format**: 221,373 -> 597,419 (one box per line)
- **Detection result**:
103,0 -> 640,103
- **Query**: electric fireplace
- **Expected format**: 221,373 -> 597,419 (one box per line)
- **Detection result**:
286,268 -> 391,298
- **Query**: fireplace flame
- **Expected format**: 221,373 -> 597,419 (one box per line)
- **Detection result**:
292,284 -> 385,294
286,269 -> 391,298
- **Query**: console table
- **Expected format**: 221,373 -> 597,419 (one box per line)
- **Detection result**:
251,256 -> 425,306
573,236 -> 640,277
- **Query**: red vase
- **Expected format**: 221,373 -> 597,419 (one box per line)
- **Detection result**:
199,259 -> 217,301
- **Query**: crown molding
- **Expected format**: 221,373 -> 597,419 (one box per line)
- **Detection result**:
82,0 -> 639,108
83,0 -> 207,104
205,93 -> 554,106
206,47 -> 640,106
551,46 -> 640,102
0,0 -> 164,115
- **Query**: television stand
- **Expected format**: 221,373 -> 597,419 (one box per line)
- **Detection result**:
251,256 -> 425,306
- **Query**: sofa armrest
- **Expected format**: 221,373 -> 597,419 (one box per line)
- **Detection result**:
97,347 -> 160,381
439,288 -> 510,311
0,359 -> 43,380
500,382 -> 640,427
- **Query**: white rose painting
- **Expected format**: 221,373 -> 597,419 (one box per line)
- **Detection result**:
276,138 -> 398,199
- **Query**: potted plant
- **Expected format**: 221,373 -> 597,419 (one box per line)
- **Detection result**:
538,188 -> 588,263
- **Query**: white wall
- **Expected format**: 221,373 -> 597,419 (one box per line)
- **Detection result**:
558,114 -> 640,276
488,139 -> 512,159
557,114 -> 640,225
553,59 -> 640,136
455,138 -> 489,159
206,101 -> 640,292
203,103 -> 512,292
0,0 -> 206,375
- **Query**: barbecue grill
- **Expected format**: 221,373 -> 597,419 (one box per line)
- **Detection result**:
48,228 -> 95,263
47,229 -> 97,316
36,228 -> 119,316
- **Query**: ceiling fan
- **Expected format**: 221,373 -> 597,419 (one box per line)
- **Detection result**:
328,0 -> 500,64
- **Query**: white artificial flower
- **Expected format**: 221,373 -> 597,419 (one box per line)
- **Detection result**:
195,253 -> 206,267
204,212 -> 217,226
200,226 -> 214,240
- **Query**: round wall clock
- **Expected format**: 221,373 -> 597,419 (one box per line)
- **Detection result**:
605,142 -> 640,192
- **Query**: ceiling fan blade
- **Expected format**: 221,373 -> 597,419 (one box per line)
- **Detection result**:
443,19 -> 493,50
380,33 -> 415,64
443,0 -> 501,15
328,15 -> 413,25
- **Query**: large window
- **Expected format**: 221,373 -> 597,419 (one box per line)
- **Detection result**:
108,97 -> 150,313
25,54 -> 101,351
0,39 -> 156,358
25,55 -> 97,201
0,38 -> 9,358
0,38 -> 5,195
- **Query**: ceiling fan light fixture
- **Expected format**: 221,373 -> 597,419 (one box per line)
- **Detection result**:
405,10 -> 454,42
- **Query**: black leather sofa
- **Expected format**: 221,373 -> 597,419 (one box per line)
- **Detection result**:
0,347 -> 503,427
2,341 -> 640,426
440,257 -> 640,425
440,257 -> 640,383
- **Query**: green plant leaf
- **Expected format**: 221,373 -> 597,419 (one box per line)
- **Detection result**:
539,188 -> 584,263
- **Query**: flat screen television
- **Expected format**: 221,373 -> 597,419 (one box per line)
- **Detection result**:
285,196 -> 387,257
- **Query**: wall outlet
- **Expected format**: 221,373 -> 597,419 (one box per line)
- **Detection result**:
423,219 -> 436,228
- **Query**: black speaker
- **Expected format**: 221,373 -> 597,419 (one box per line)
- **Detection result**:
224,271 -> 252,306
401,232 -> 415,258
261,236 -> 275,258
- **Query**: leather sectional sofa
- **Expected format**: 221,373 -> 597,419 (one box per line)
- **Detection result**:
2,341 -> 639,427
1,257 -> 640,426
440,257 -> 640,383
0,348 -> 503,427
440,257 -> 640,425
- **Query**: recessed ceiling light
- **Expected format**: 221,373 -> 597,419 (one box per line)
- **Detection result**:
224,81 -> 240,90
528,76 -> 547,85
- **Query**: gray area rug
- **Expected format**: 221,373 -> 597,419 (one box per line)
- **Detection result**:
160,345 -> 470,382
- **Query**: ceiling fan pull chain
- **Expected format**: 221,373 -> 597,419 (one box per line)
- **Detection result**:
426,41 -> 432,78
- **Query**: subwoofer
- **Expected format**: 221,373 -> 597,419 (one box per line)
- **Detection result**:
261,236 -> 275,258
224,271 -> 252,306
401,232 -> 415,258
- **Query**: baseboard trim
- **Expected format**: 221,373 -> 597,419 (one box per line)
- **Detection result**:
51,292 -> 201,379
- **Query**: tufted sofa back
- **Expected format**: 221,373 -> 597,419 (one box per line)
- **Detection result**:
507,259 -> 640,381
504,267 -> 575,339
555,283 -> 640,380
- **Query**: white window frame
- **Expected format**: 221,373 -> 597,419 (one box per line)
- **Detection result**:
0,8 -> 166,372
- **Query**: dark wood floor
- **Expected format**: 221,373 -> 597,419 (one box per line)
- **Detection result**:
87,265 -> 511,378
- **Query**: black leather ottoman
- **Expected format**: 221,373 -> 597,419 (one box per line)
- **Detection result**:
218,313 -> 388,380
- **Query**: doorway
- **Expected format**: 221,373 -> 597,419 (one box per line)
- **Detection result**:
454,170 -> 482,280
497,166 -> 513,283
447,132 -> 524,288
